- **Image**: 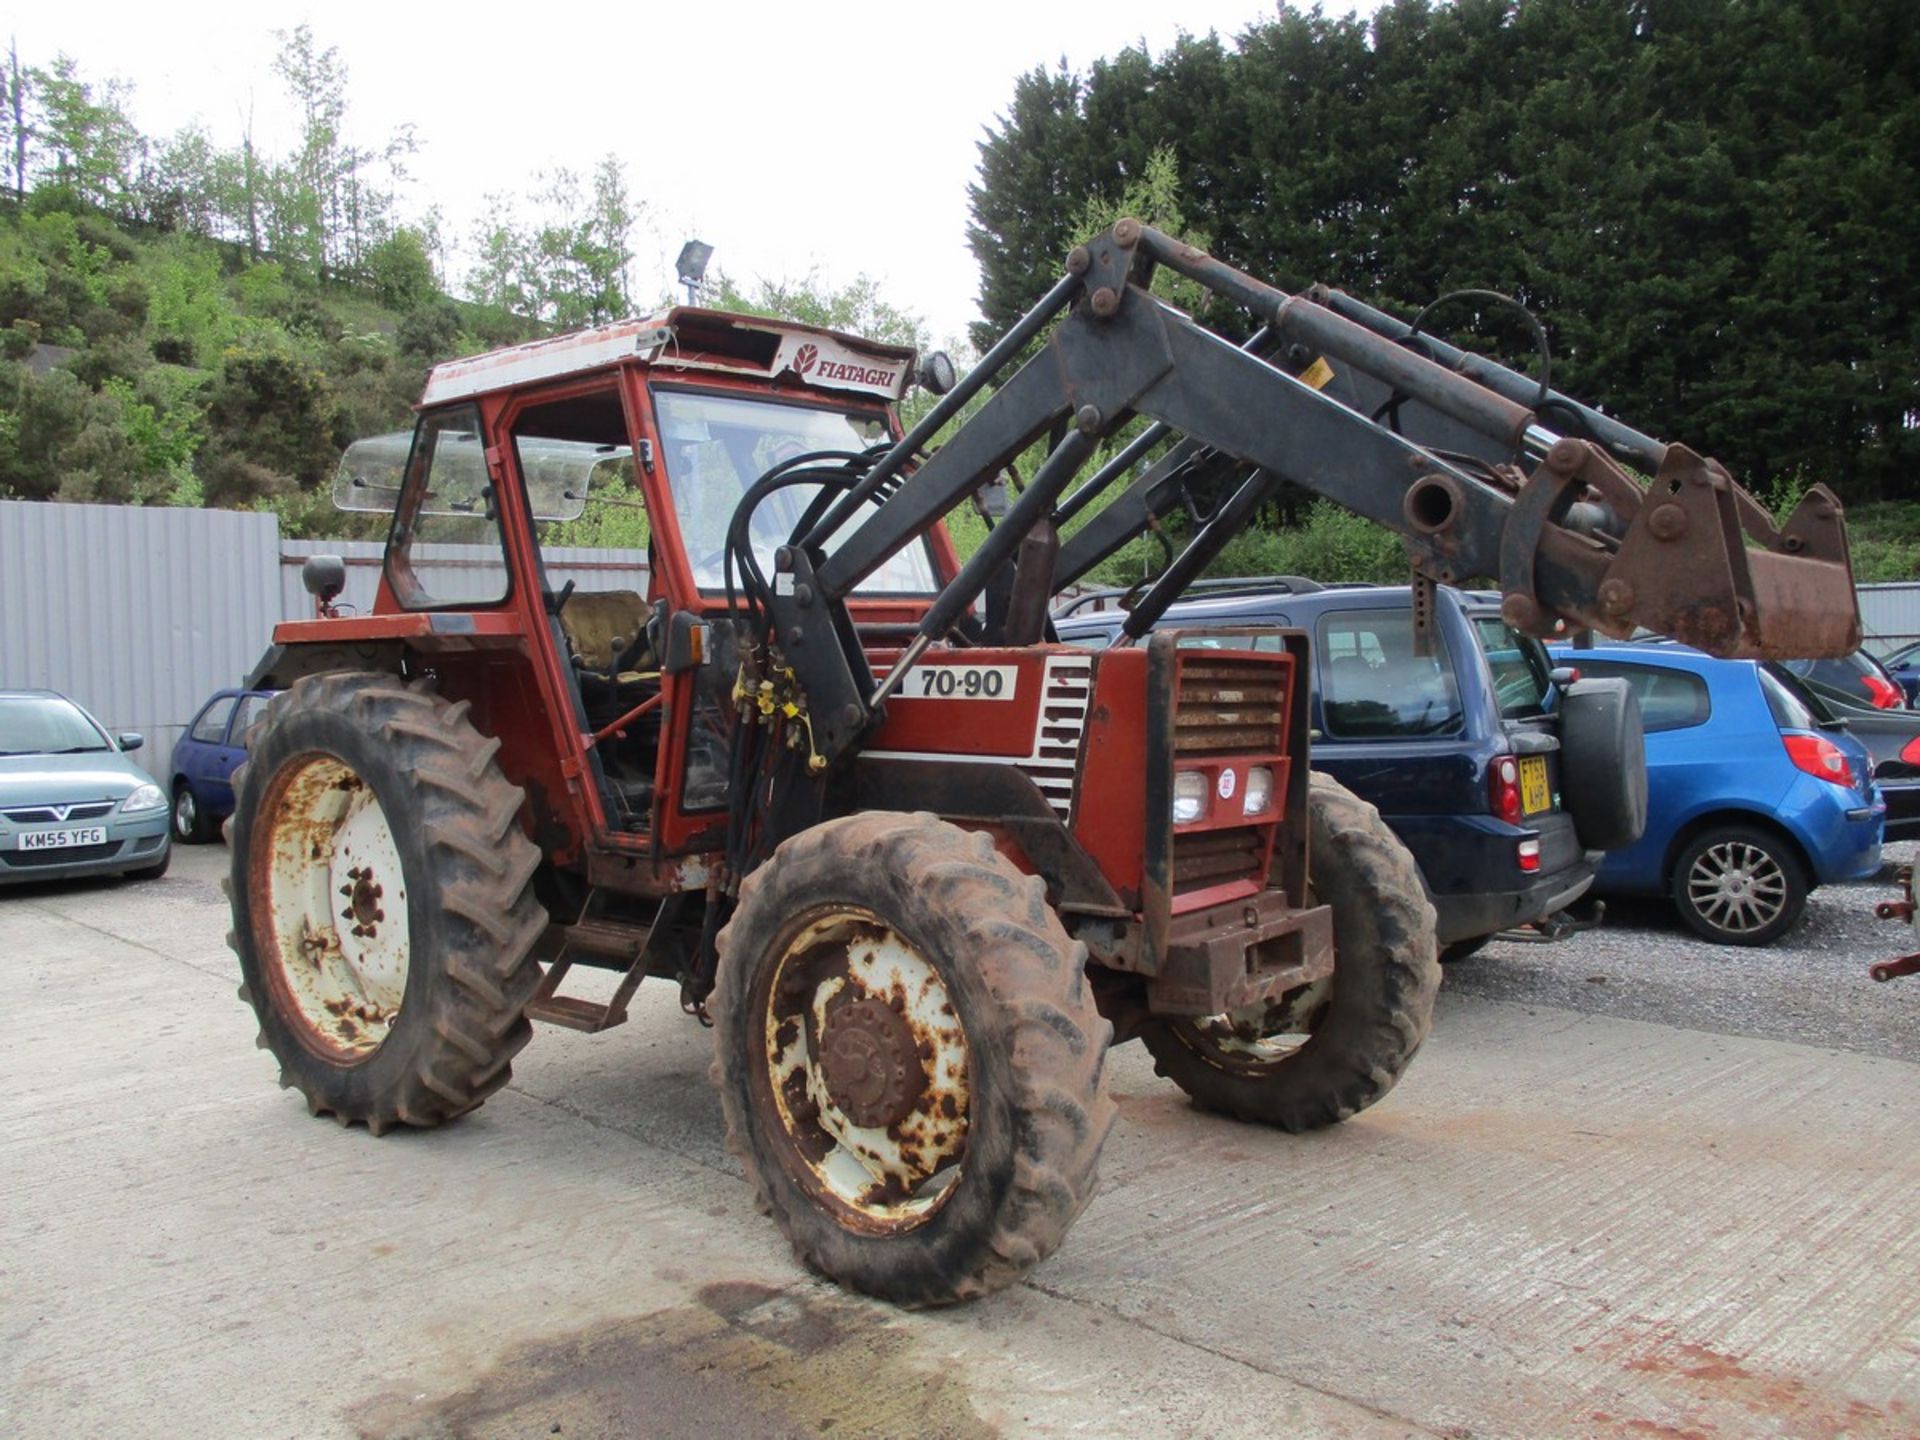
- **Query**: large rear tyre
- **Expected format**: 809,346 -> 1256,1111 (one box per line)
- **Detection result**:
226,672 -> 547,1134
1139,771 -> 1439,1131
711,811 -> 1115,1306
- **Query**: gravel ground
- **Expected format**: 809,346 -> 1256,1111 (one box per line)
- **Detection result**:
1441,839 -> 1920,1063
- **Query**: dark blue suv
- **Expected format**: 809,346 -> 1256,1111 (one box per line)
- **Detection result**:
1055,579 -> 1644,958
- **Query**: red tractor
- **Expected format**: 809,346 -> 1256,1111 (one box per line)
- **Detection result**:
229,222 -> 1860,1304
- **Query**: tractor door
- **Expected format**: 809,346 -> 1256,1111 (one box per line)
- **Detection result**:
499,382 -> 664,843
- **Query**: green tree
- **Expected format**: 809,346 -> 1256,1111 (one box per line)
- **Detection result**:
28,55 -> 142,211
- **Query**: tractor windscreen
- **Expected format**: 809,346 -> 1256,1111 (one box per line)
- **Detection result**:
654,390 -> 939,594
333,429 -> 599,522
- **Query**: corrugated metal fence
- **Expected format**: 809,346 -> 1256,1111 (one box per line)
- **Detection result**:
1,500 -> 644,780
1859,583 -> 1920,656
0,502 -> 280,779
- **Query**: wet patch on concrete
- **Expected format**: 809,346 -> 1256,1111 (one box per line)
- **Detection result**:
348,1280 -> 993,1440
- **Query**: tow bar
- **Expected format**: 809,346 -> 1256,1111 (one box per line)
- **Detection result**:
1871,864 -> 1920,982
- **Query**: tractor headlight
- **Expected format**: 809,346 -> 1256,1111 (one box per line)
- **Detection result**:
1242,766 -> 1274,815
120,783 -> 165,814
1172,771 -> 1208,826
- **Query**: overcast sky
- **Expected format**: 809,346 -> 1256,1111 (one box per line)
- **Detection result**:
13,1 -> 1379,345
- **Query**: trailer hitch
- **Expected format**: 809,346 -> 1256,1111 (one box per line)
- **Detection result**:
1872,865 -> 1920,982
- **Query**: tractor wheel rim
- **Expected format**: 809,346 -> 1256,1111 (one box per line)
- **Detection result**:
174,790 -> 195,838
255,755 -> 409,1061
759,906 -> 969,1231
1187,975 -> 1328,1069
1687,840 -> 1788,934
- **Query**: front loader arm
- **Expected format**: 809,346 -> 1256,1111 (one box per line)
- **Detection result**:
749,220 -> 1860,765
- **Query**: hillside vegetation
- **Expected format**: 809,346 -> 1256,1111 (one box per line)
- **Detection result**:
0,12 -> 1914,585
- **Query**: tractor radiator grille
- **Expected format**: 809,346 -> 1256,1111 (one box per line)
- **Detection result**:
1170,651 -> 1290,897
1172,655 -> 1287,758
1171,828 -> 1265,888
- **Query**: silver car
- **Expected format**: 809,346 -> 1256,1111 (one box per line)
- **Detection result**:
0,690 -> 172,885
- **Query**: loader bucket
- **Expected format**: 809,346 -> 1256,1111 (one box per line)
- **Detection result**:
1594,450 -> 1860,660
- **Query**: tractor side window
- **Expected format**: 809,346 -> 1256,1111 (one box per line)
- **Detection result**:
385,406 -> 511,610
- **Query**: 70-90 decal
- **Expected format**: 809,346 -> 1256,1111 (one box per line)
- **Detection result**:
897,663 -> 1020,701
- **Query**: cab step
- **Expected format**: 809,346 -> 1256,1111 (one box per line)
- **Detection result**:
523,918 -> 653,1032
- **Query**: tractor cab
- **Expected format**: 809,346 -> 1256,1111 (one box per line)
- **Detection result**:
297,310 -> 959,879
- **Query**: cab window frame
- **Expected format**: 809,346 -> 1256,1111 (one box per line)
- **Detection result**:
383,402 -> 515,612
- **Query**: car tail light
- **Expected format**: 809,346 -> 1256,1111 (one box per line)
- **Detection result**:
1783,732 -> 1857,788
1863,675 -> 1903,709
1902,735 -> 1920,767
1517,837 -> 1541,873
1489,755 -> 1524,824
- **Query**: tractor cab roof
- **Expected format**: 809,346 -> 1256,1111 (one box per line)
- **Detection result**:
419,307 -> 919,409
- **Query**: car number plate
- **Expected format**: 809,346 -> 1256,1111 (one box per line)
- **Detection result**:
900,664 -> 1019,701
17,826 -> 108,851
1519,755 -> 1551,815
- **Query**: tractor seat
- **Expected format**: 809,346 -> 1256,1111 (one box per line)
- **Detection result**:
559,589 -> 658,692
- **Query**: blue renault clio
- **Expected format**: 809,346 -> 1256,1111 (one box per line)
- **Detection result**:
1548,641 -> 1883,945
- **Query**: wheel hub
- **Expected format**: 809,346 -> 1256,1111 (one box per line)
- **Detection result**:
254,755 -> 409,1061
818,996 -> 925,1130
760,907 -> 970,1230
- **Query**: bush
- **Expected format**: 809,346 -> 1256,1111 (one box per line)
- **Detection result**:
1192,503 -> 1408,586
203,337 -> 340,489
365,229 -> 436,312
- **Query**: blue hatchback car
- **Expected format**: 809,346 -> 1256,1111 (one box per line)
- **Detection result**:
167,689 -> 275,844
1548,642 -> 1883,945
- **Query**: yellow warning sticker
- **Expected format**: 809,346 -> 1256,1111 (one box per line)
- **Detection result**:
1299,356 -> 1336,390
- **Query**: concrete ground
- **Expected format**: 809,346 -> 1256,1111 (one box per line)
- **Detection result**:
4,844 -> 1919,1440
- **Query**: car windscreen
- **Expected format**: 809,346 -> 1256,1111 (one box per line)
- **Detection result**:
1467,614 -> 1550,719
0,696 -> 111,756
654,389 -> 938,594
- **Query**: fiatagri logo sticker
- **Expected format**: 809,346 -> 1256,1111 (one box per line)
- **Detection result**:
773,333 -> 908,398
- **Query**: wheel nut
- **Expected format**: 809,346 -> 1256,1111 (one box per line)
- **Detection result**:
1090,287 -> 1120,318
1600,578 -> 1635,615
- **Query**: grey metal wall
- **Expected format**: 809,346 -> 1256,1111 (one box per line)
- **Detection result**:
1858,583 -> 1920,655
0,500 -> 281,779
0,500 -> 650,783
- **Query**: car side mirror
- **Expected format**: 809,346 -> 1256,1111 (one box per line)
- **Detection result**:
1548,667 -> 1579,688
118,732 -> 144,752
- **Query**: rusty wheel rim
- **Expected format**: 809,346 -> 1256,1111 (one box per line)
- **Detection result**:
756,906 -> 969,1233
1178,976 -> 1330,1074
252,754 -> 409,1063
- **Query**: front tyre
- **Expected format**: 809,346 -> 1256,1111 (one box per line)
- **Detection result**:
1139,771 -> 1439,1131
226,672 -> 547,1134
172,782 -> 216,844
712,812 -> 1115,1306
